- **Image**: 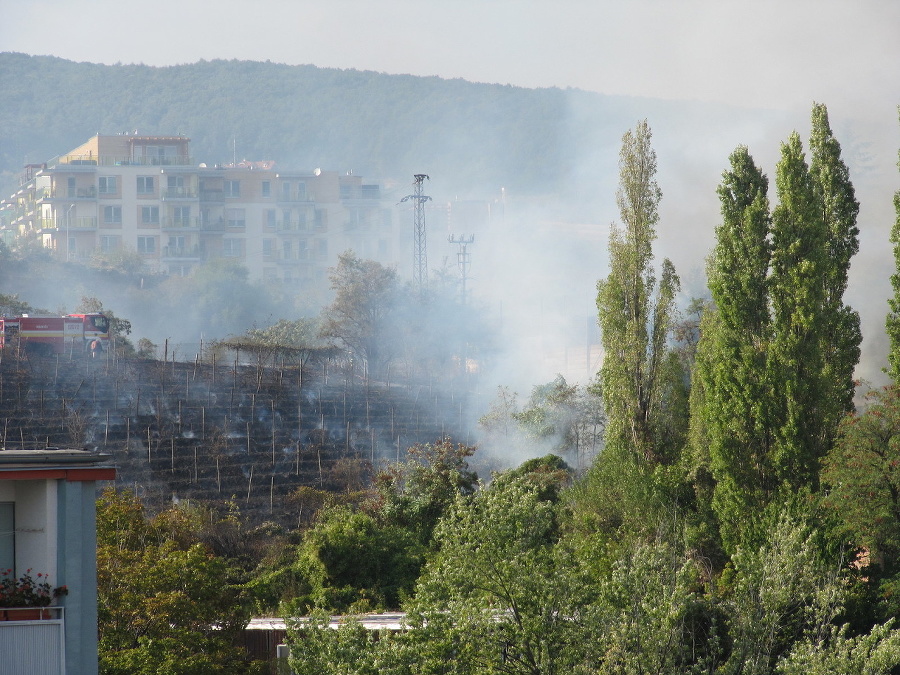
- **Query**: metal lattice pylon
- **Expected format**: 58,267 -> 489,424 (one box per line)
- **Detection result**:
400,174 -> 431,294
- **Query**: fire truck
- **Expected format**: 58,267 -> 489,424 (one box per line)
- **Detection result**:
0,313 -> 111,355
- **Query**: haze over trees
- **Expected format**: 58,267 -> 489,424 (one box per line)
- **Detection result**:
2,85 -> 900,673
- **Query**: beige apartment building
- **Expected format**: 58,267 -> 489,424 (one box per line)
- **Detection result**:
0,134 -> 404,289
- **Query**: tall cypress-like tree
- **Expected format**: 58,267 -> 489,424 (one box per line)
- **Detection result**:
694,146 -> 775,551
769,131 -> 827,490
596,120 -> 681,464
808,103 -> 861,438
887,107 -> 900,379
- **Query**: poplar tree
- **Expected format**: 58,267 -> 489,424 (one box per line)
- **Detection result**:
695,146 -> 775,551
808,102 -> 861,437
596,120 -> 681,464
769,132 -> 827,489
887,107 -> 900,379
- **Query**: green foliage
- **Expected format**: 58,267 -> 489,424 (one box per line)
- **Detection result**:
371,439 -> 478,547
0,292 -> 32,316
291,506 -> 423,613
888,106 -> 900,380
320,251 -> 404,378
596,120 -> 684,466
822,386 -> 900,564
96,489 -> 257,675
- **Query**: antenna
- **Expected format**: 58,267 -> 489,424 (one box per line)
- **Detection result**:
399,174 -> 431,296
448,234 -> 475,304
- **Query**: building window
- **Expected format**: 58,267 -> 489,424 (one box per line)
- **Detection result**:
226,208 -> 245,228
317,238 -> 327,258
100,235 -> 120,252
262,239 -> 274,257
173,206 -> 190,225
0,503 -> 13,573
141,206 -> 159,224
261,181 -> 271,198
298,239 -> 308,259
297,182 -> 307,201
298,210 -> 308,229
137,176 -> 155,194
99,176 -> 118,194
282,210 -> 292,228
67,177 -> 76,198
282,182 -> 291,201
315,209 -> 327,230
224,180 -> 240,198
103,206 -> 122,224
137,236 -> 157,254
223,239 -> 241,257
265,210 -> 276,228
282,241 -> 292,259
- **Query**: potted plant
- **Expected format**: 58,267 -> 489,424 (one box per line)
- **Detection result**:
0,569 -> 67,620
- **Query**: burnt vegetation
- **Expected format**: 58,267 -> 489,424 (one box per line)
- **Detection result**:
0,344 -> 472,528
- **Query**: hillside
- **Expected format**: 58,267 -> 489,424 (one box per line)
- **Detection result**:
0,53 -> 773,208
0,345 -> 472,525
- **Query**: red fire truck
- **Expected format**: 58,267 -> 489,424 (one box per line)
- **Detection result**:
0,313 -> 111,355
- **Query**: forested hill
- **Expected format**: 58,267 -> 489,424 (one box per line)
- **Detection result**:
0,53 -> 774,203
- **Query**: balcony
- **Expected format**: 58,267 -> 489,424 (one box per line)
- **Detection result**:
161,187 -> 198,200
277,220 -> 309,233
38,217 -> 98,231
162,216 -> 200,230
48,154 -> 194,168
199,190 -> 224,203
161,245 -> 202,260
36,187 -> 96,201
0,607 -> 64,675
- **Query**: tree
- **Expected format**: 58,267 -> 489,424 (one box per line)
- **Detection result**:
320,251 -> 404,379
808,102 -> 861,450
887,107 -> 900,379
596,120 -> 682,465
769,114 -> 859,493
694,145 -> 776,552
96,489 -> 258,675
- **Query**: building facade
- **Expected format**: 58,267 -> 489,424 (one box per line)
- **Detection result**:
0,134 -> 405,288
0,449 -> 115,675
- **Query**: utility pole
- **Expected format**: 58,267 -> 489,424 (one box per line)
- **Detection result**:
448,234 -> 475,304
400,174 -> 431,296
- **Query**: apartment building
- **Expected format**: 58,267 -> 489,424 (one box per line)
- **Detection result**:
0,134 -> 404,289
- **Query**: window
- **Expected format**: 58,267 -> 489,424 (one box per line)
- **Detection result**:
262,239 -> 274,257
282,241 -> 292,259
223,239 -> 241,257
296,182 -> 307,201
298,210 -> 308,229
137,176 -> 155,194
265,210 -> 276,228
167,175 -> 184,189
100,235 -> 120,252
168,235 -> 186,252
103,206 -> 122,224
226,208 -> 245,228
261,181 -> 271,198
315,209 -> 327,230
173,206 -> 190,225
282,210 -> 292,228
298,239 -> 308,259
141,206 -> 159,224
137,236 -> 157,254
0,503 -> 13,573
99,176 -> 118,194
282,182 -> 291,201
224,180 -> 240,198
67,177 -> 76,198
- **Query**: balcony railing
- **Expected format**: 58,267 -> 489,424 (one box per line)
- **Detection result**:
162,187 -> 198,200
0,606 -> 64,675
38,217 -> 98,231
161,245 -> 202,259
199,190 -> 224,202
162,216 -> 201,229
277,221 -> 309,233
48,154 -> 193,168
36,187 -> 97,200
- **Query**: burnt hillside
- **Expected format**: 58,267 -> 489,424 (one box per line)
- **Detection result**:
0,347 -> 473,526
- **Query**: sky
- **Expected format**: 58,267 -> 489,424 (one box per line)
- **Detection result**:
2,0 -> 897,115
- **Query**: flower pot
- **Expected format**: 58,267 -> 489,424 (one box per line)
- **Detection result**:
2,608 -> 48,620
